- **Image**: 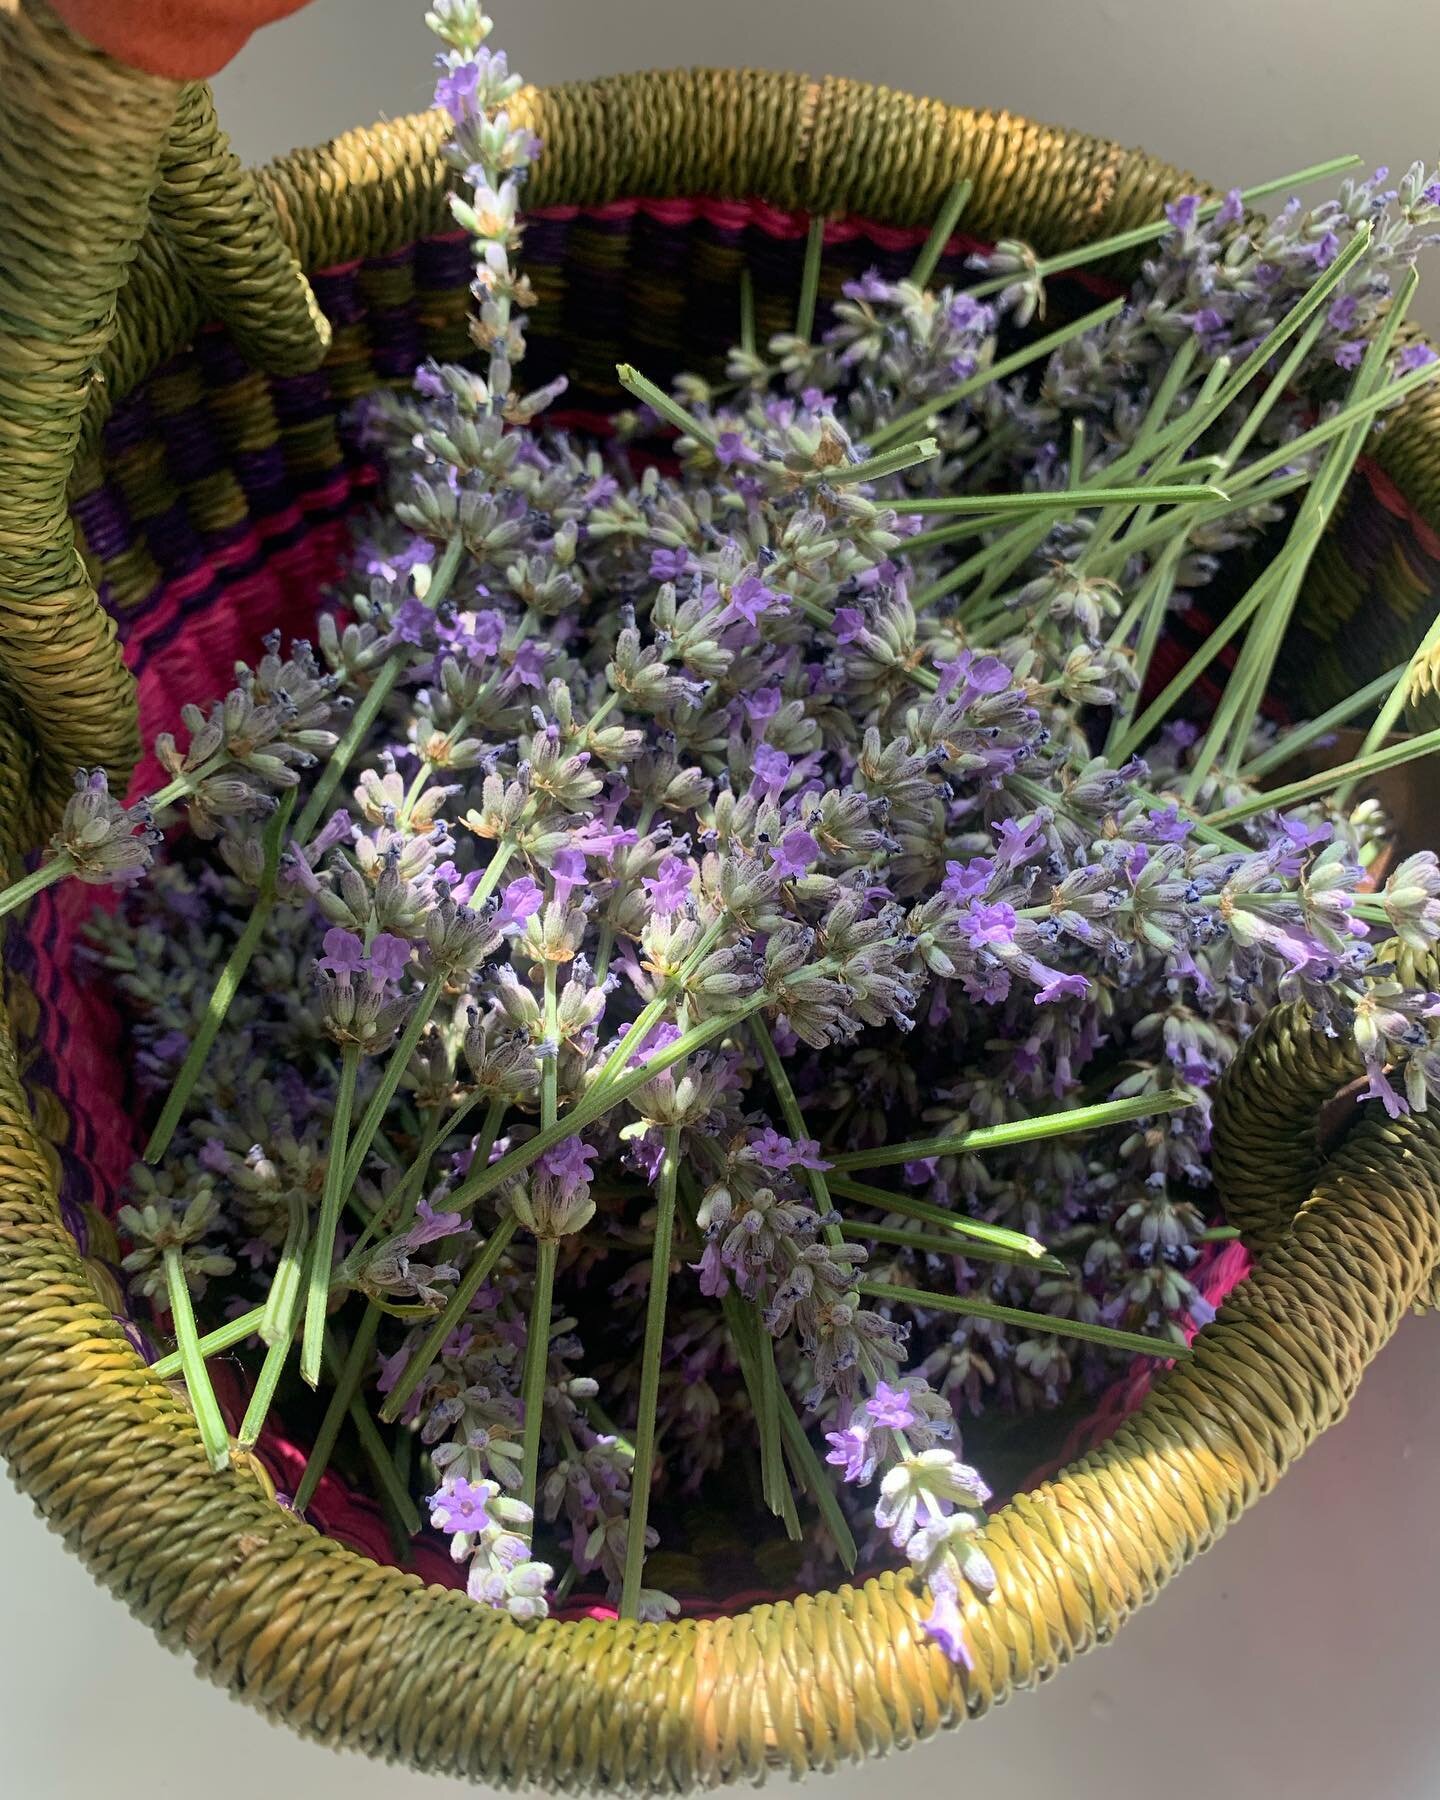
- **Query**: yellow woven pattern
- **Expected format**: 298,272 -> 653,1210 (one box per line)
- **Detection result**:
156,82 -> 333,378
2,0 -> 1440,1785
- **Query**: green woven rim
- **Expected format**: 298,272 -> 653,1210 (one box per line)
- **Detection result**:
1,1 -> 1438,1787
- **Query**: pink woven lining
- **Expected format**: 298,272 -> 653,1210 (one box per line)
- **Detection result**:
310,196 -> 999,282
124,477 -> 364,797
531,192 -> 987,252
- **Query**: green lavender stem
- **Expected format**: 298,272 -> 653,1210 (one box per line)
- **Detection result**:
1192,354 -> 1440,499
464,837 -> 517,914
1204,724 -> 1440,826
301,1043 -> 361,1386
143,789 -> 296,1165
541,957 -> 560,1131
673,1167 -> 788,1527
934,342 -> 1206,624
470,1095 -> 507,1180
259,1193 -> 309,1347
904,511 -> 1046,553
151,1308 -> 260,1378
445,992 -> 770,1235
1104,538 -> 1185,758
817,437 -> 940,486
750,1015 -> 842,1246
1076,353 -> 1234,575
342,1098 -> 461,1272
890,481 -> 1224,516
619,1125 -> 681,1617
0,855 -> 72,922
738,266 -> 756,356
1098,334 -> 1201,491
1108,529 -> 1173,666
321,1330 -> 421,1538
1069,416 -> 1087,488
376,1215 -> 519,1422
1053,233 -> 1371,603
854,1280 -> 1192,1359
776,1395 -> 857,1570
913,375 -> 1220,617
1240,665 -> 1407,780
825,1172 -> 1051,1258
1195,268 -> 1416,790
1208,312 -> 1327,476
518,1235 -> 558,1539
794,213 -> 827,342
615,364 -> 719,449
1334,608 -> 1440,808
754,1325 -> 796,1534
910,177 -> 975,290
1097,350 -> 1214,565
399,688 -> 488,825
238,1243 -> 312,1448
1109,559 -> 1284,763
828,1088 -> 1196,1171
1181,551 -> 1311,800
341,980 -> 443,1193
513,940 -> 566,1534
585,916 -> 728,1094
719,1285 -> 792,1532
838,1216 -> 1068,1272
962,155 -> 1362,300
294,1303 -> 381,1514
1087,472 -> 1311,583
163,1249 -> 231,1471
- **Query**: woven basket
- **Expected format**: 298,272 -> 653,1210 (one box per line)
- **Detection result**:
2,0 -> 1440,1788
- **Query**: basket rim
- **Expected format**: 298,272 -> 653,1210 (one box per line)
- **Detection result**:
1,51 -> 1439,1791
84,74 -> 1440,524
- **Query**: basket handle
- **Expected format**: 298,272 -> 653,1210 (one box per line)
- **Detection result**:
0,0 -> 329,845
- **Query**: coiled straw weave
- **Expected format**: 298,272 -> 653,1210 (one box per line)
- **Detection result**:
1,0 -> 1437,1785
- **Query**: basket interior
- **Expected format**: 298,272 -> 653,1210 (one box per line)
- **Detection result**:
32,189 -> 1440,1614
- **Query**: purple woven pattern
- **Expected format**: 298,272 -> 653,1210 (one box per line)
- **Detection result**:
62,200 -> 1111,648
68,232 -> 474,656
516,196 -> 1065,404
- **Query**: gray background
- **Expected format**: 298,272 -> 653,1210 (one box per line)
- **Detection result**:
5,3 -> 1440,1795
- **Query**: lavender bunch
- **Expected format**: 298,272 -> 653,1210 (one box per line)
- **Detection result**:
22,4 -> 1440,1668
0,635 -> 339,921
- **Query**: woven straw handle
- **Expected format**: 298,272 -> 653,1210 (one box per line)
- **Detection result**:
0,0 -> 329,843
